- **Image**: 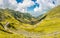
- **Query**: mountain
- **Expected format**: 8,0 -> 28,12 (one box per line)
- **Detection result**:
0,5 -> 60,38
0,8 -> 35,24
22,5 -> 60,38
33,5 -> 60,35
0,8 -> 35,38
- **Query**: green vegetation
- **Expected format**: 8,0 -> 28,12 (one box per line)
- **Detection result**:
0,5 -> 60,38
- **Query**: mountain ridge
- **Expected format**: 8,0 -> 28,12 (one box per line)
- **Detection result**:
0,5 -> 60,38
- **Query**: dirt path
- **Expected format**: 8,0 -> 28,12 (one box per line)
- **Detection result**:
4,22 -> 60,38
6,27 -> 60,38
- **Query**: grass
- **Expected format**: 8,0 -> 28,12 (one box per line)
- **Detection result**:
0,5 -> 60,38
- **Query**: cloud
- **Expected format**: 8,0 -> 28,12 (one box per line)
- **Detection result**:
0,0 -> 4,9
0,0 -> 60,17
34,0 -> 60,13
0,0 -> 3,4
0,0 -> 17,9
16,0 -> 35,12
34,6 -> 42,12
0,0 -> 35,13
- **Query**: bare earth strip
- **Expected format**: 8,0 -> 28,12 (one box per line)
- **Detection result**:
4,22 -> 60,38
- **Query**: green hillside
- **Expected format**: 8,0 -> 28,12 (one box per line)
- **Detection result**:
0,5 -> 60,38
32,5 -> 60,38
0,8 -> 34,38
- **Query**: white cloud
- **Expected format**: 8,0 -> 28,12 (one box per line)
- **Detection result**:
9,0 -> 17,4
0,0 -> 60,16
0,0 -> 3,4
0,0 -> 17,9
34,0 -> 60,13
34,6 -> 42,12
0,0 -> 4,9
0,0 -> 35,13
16,0 -> 35,12
57,0 -> 60,5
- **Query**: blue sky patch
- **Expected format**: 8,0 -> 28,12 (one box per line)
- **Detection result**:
0,0 -> 59,17
32,0 -> 36,2
27,3 -> 39,12
16,0 -> 23,3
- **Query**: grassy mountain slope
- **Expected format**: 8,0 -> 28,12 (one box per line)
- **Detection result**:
20,5 -> 60,38
32,5 -> 60,38
0,5 -> 60,38
0,8 -> 34,38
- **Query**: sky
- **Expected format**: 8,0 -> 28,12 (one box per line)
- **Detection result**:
0,0 -> 60,17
